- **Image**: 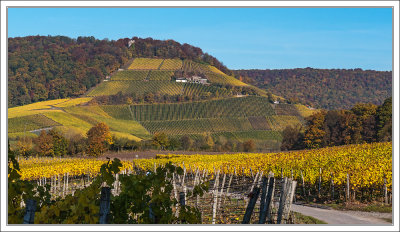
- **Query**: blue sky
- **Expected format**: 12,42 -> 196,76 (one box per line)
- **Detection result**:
8,8 -> 392,71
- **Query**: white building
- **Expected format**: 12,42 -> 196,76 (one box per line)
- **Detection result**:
176,78 -> 188,83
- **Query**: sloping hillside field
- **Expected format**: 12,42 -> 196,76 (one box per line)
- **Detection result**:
9,58 -> 316,149
8,96 -> 311,149
87,58 -> 248,97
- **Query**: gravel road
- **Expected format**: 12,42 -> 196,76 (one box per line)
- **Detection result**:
291,204 -> 392,225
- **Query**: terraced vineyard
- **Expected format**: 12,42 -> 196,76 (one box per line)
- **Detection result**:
182,60 -> 214,74
128,58 -> 163,70
182,83 -> 230,96
9,58 -> 317,150
248,116 -> 272,130
8,114 -> 61,133
159,59 -> 182,70
129,96 -> 275,121
100,105 -> 133,120
265,115 -> 303,131
111,70 -> 148,81
88,58 -> 251,98
205,72 -> 247,86
148,71 -> 174,81
87,81 -> 184,96
141,118 -> 253,134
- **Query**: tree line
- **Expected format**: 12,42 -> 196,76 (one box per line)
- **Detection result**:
127,37 -> 231,75
281,97 -> 392,151
8,35 -> 231,107
234,68 -> 392,110
8,36 -> 132,107
11,123 -> 257,159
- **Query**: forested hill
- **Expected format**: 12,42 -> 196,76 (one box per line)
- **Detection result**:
8,36 -> 230,107
234,68 -> 392,110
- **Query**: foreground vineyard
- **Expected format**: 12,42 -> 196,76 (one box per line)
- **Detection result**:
19,142 -> 392,191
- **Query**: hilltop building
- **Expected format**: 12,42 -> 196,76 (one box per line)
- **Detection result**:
176,78 -> 188,83
128,39 -> 135,47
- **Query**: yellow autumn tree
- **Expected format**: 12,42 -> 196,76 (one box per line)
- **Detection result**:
86,122 -> 113,157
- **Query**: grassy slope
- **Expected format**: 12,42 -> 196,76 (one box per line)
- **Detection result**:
8,98 -> 151,141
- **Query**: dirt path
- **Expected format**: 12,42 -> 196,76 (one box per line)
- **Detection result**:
29,127 -> 55,134
291,204 -> 392,224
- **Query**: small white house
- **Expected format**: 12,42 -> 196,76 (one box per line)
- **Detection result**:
176,78 -> 188,83
128,40 -> 135,47
274,100 -> 280,104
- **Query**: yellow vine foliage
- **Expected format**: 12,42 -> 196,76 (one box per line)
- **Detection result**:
19,142 -> 392,190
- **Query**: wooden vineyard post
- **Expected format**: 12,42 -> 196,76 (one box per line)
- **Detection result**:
235,167 -> 239,185
384,178 -> 388,204
172,173 -> 179,217
211,169 -> 220,224
277,177 -> 288,224
179,192 -> 185,206
284,180 -> 297,222
258,176 -> 268,224
99,187 -> 111,224
217,172 -> 226,211
258,171 -> 264,187
23,199 -> 36,224
266,174 -> 275,224
346,173 -> 350,202
182,164 -> 187,203
242,186 -> 261,224
226,171 -> 234,198
250,172 -> 260,193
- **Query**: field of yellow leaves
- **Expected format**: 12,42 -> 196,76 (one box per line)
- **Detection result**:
18,142 -> 392,190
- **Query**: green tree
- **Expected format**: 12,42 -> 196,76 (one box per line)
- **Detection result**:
152,132 -> 169,150
167,137 -> 181,151
376,97 -> 392,142
49,129 -> 68,157
180,135 -> 193,151
351,103 -> 378,143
